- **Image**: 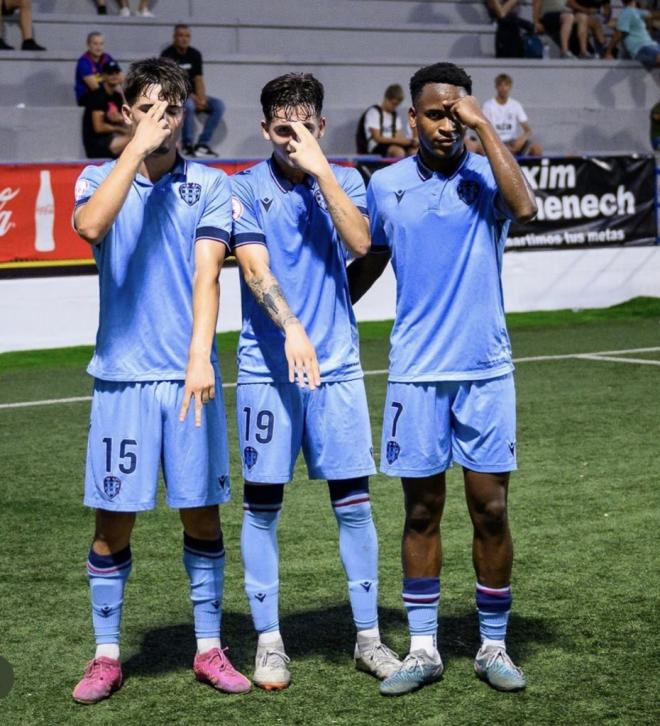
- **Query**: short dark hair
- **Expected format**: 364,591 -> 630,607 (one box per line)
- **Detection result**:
495,73 -> 512,85
260,73 -> 324,122
409,63 -> 472,104
123,57 -> 189,106
174,23 -> 190,32
87,31 -> 103,44
384,83 -> 405,101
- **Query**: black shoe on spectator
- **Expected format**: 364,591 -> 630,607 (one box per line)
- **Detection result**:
194,144 -> 218,158
0,38 -> 14,50
97,5 -> 107,14
182,144 -> 197,157
21,38 -> 46,51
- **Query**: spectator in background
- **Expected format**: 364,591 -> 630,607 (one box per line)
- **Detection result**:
82,60 -> 130,158
75,32 -> 117,106
357,84 -> 417,158
476,73 -> 544,156
533,0 -> 577,57
567,0 -> 611,57
485,0 -> 536,57
0,0 -> 46,50
651,100 -> 660,150
96,0 -> 154,16
605,0 -> 659,68
161,24 -> 224,157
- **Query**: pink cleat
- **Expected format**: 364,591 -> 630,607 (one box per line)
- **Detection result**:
193,647 -> 252,694
72,656 -> 122,704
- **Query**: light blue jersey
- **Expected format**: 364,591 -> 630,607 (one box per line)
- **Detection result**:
230,157 -> 365,383
74,156 -> 232,381
368,153 -> 514,382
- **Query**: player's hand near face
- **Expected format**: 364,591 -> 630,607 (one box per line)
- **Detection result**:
286,121 -> 331,179
128,99 -> 172,158
179,356 -> 216,427
445,96 -> 488,131
283,318 -> 321,390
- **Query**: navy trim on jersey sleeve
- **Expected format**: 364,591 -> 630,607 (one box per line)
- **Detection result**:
369,245 -> 391,255
195,226 -> 231,250
231,232 -> 267,250
74,197 -> 91,208
357,205 -> 369,217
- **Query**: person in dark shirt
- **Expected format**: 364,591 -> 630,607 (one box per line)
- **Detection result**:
75,31 -> 117,106
82,61 -> 130,159
161,24 -> 224,157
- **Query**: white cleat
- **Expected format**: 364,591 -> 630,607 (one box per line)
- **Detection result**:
354,639 -> 402,680
253,641 -> 291,691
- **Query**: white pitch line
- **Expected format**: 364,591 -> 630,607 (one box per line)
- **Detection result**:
514,346 -> 660,363
0,395 -> 93,409
579,355 -> 660,366
1,346 -> 658,411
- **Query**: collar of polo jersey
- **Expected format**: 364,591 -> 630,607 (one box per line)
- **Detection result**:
415,149 -> 469,181
268,155 -> 313,192
134,153 -> 187,186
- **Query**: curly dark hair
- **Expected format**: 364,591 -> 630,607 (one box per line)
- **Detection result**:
260,73 -> 324,122
409,63 -> 472,104
123,57 -> 189,107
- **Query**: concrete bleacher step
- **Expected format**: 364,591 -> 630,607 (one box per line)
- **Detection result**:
0,52 -> 651,109
21,15 -> 495,59
32,0 -> 494,25
0,102 -> 650,163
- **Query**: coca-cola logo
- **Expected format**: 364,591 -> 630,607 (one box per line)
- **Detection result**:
0,187 -> 19,237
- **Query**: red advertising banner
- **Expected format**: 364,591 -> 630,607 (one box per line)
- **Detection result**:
0,160 -> 257,267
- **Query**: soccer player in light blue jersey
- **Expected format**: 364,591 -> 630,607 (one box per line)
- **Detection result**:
230,73 -> 401,690
349,62 -> 537,695
70,58 -> 250,704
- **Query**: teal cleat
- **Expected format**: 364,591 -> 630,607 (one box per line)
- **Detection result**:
474,645 -> 526,691
379,650 -> 443,696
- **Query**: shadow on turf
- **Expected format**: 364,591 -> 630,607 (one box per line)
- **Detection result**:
122,607 -> 554,678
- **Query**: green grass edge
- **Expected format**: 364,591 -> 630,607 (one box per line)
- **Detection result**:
2,296 -> 659,372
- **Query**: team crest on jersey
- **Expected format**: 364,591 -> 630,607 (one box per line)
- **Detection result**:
261,197 -> 273,212
394,189 -> 406,204
313,186 -> 328,211
244,446 -> 258,470
179,182 -> 202,206
103,475 -> 122,499
231,196 -> 244,221
457,179 -> 480,205
386,440 -> 400,464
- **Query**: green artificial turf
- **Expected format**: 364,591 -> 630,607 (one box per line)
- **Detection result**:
1,298 -> 658,725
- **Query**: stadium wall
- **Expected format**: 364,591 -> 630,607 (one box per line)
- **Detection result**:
2,246 -> 660,353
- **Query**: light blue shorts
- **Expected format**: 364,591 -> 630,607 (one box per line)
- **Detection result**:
380,374 -> 517,477
84,379 -> 231,511
236,378 -> 376,483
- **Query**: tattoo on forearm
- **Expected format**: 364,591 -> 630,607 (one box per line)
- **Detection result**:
247,275 -> 297,330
